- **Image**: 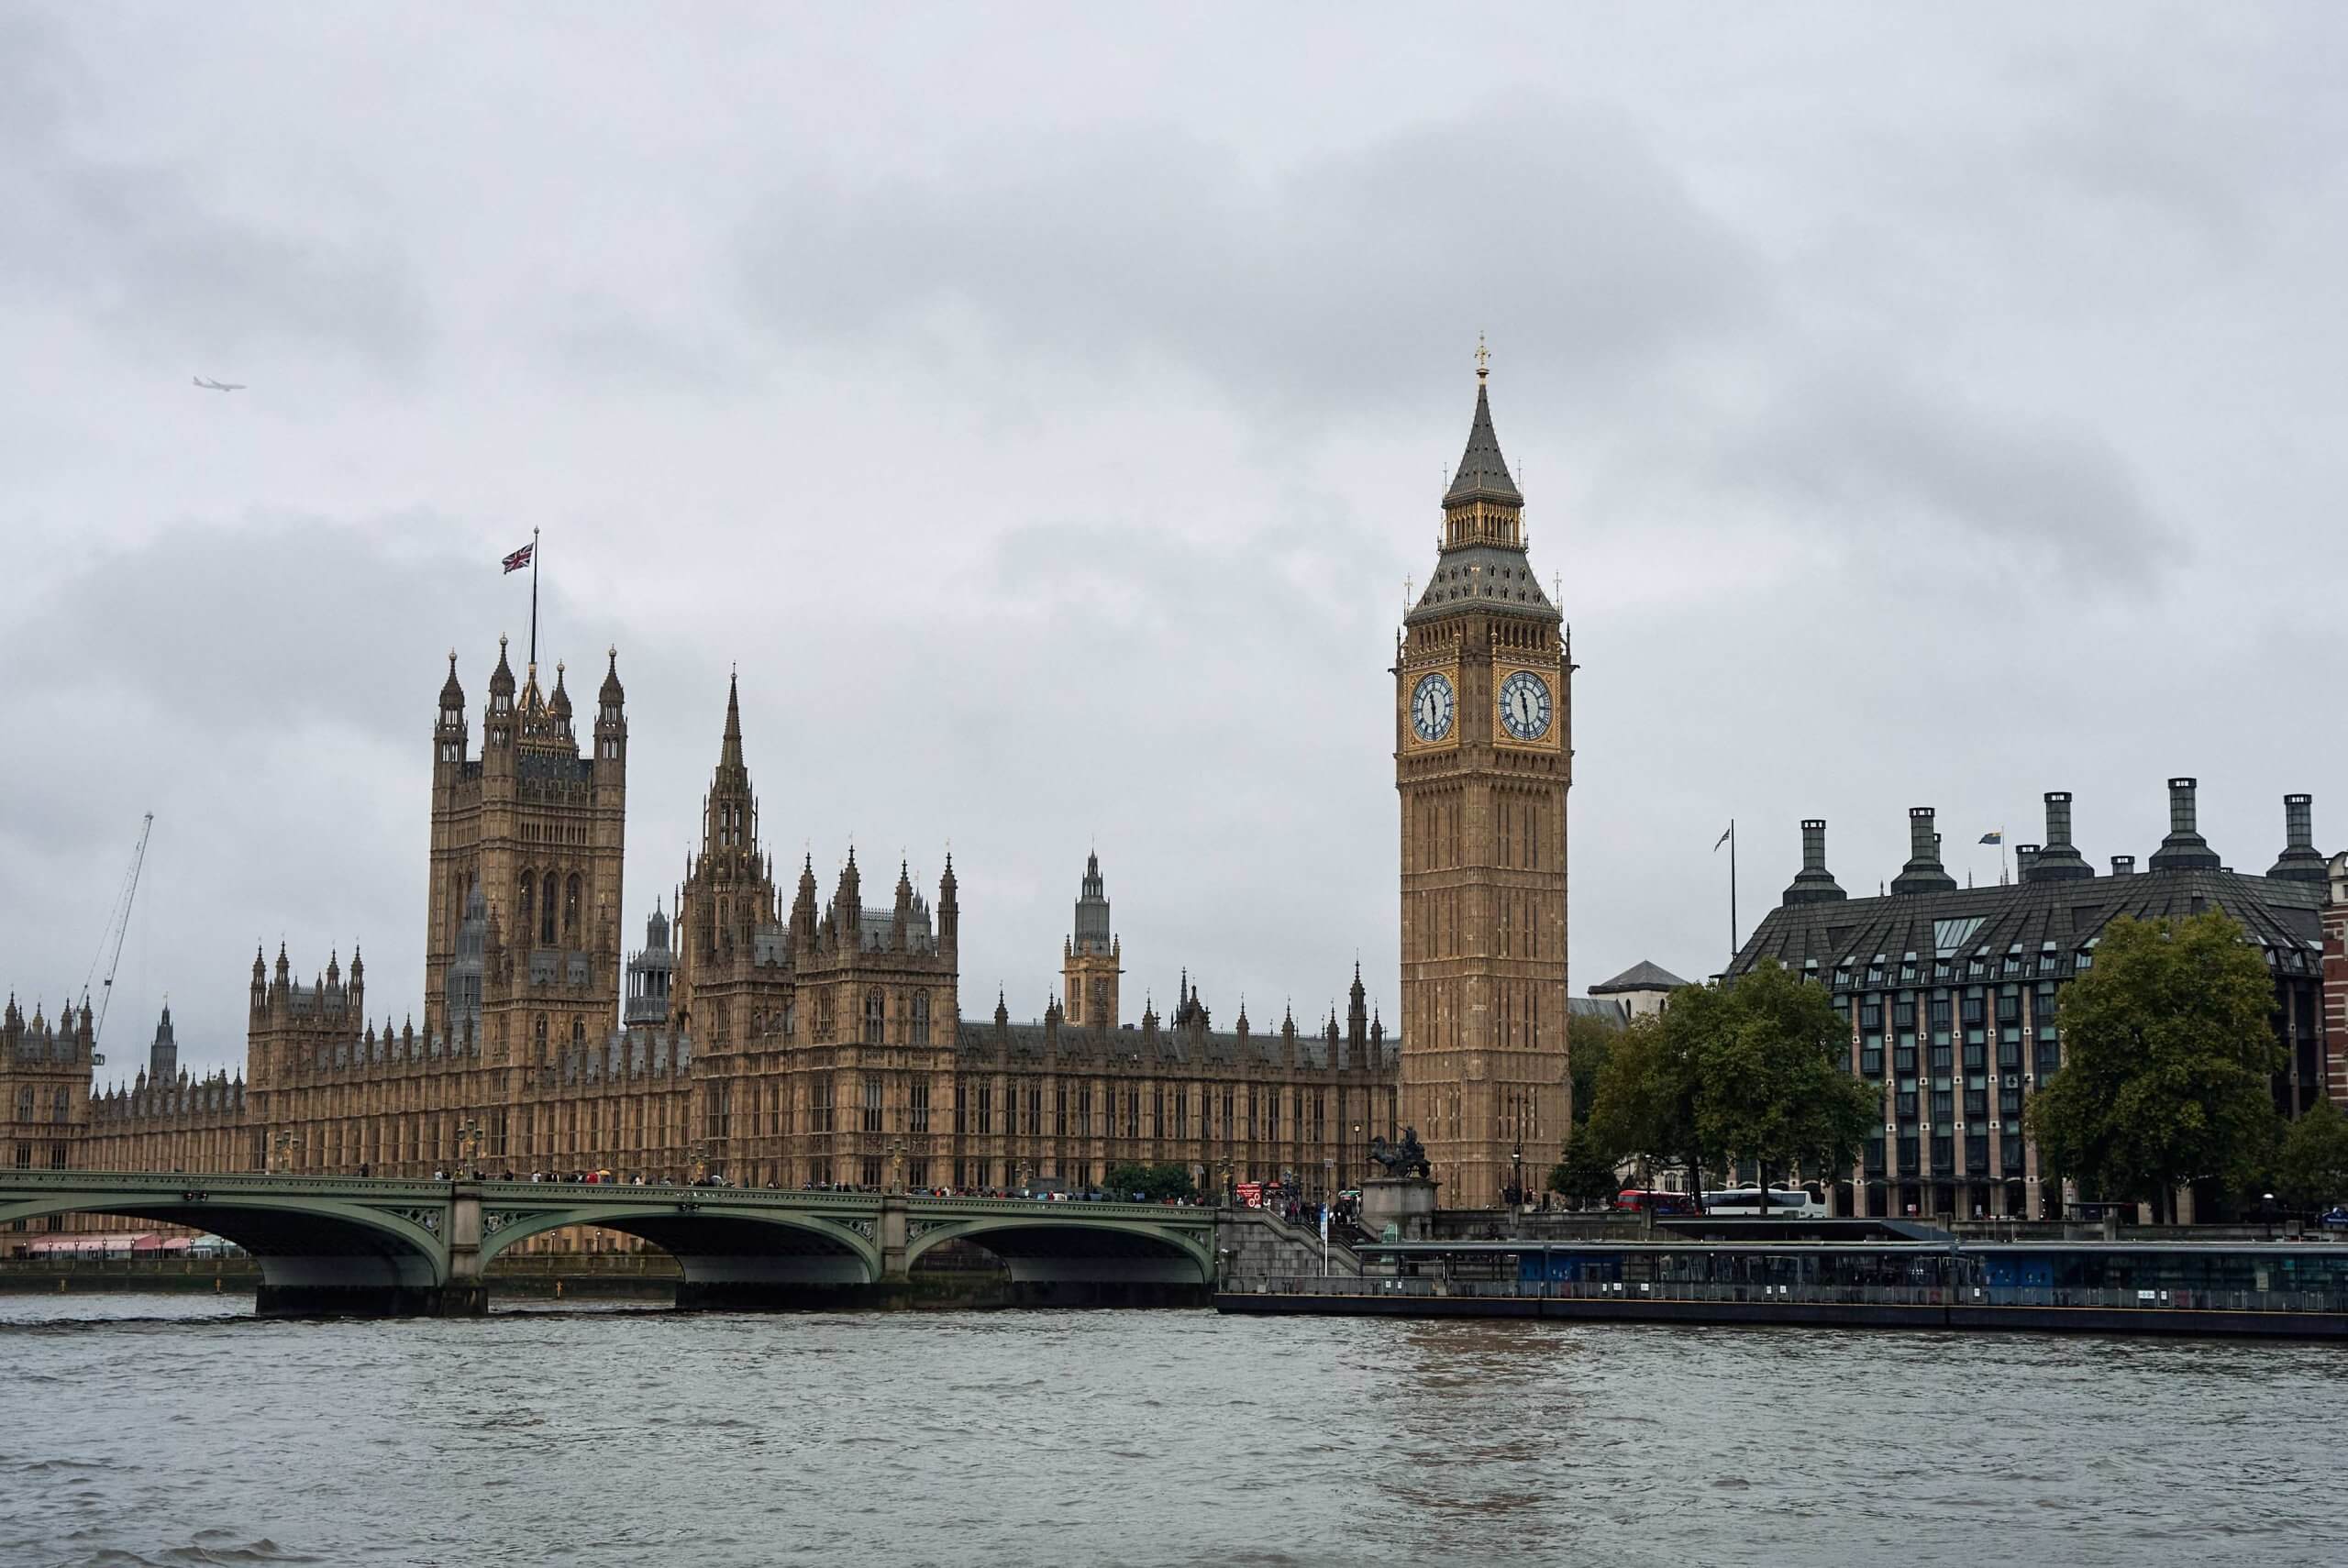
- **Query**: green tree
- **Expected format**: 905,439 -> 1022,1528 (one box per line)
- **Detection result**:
1689,962 -> 1877,1205
2026,911 -> 2282,1224
1585,965 -> 1876,1208
1567,1009 -> 1623,1127
2276,1099 -> 2348,1212
1546,1128 -> 1619,1209
1585,1008 -> 1714,1203
1103,1162 -> 1197,1203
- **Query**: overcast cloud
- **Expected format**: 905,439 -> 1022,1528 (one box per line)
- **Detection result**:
4,3 -> 2345,1078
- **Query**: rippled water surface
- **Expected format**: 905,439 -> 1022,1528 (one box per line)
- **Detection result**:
3,1292 -> 2341,1567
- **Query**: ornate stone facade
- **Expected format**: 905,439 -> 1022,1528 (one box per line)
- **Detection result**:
3,998 -> 94,1174
17,643 -> 1404,1206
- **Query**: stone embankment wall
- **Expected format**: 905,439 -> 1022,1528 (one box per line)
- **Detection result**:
1218,1208 -> 1362,1282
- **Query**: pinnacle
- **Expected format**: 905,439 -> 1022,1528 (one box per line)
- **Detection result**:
718,674 -> 745,772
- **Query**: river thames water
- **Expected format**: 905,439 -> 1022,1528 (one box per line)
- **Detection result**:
2,1293 -> 2341,1568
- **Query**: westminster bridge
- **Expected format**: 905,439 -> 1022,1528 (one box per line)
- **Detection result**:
0,1171 -> 1224,1315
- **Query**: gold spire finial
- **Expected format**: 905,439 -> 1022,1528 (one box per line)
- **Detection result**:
1475,332 -> 1490,381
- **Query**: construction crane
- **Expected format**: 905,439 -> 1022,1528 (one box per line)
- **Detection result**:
81,812 -> 154,1066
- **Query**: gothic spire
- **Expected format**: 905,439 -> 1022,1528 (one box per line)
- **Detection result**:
716,670 -> 747,779
1443,342 -> 1522,507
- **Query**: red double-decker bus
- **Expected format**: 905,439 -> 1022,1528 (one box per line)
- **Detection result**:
1613,1187 -> 1699,1216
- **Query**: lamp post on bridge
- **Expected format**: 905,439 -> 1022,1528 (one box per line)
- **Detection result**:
888,1139 -> 905,1197
456,1121 -> 485,1178
269,1131 -> 304,1175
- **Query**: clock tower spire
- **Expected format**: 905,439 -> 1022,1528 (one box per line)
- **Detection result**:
1392,346 -> 1573,1209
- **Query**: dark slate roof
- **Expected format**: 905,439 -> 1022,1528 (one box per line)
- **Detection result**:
954,1018 -> 1395,1073
1730,864 -> 2325,987
1404,546 -> 1560,625
1589,960 -> 1690,995
1445,381 -> 1523,506
1568,997 -> 1629,1026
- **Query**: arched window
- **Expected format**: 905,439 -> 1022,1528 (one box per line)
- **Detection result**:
541,871 -> 558,947
518,871 -> 536,936
864,989 -> 885,1044
911,992 -> 930,1046
52,1088 -> 69,1122
17,1088 -> 35,1121
533,1014 -> 548,1066
564,874 -> 581,942
571,1018 -> 585,1048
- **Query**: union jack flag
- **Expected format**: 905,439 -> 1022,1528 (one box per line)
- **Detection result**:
502,542 -> 534,574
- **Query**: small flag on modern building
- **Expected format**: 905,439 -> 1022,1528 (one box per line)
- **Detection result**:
1978,830 -> 2003,845
502,542 -> 535,574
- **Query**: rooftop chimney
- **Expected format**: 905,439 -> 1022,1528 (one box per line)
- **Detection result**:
2110,855 -> 2135,877
2015,844 -> 2042,879
2266,792 -> 2325,884
2026,790 -> 2092,881
2148,777 -> 2221,872
1890,806 -> 1957,895
1782,818 -> 1848,906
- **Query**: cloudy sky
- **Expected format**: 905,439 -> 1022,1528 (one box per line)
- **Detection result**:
5,4 -> 2344,1078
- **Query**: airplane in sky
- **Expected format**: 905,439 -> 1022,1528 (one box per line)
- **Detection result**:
192,376 -> 245,392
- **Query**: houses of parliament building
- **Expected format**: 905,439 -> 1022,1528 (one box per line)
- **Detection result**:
3,363 -> 1572,1210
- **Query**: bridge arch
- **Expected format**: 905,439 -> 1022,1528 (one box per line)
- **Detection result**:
905,1212 -> 1213,1297
479,1201 -> 883,1298
0,1189 -> 447,1313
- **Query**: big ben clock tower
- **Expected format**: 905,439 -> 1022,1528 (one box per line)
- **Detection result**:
1394,346 -> 1573,1208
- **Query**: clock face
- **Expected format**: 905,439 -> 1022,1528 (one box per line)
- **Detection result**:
1411,671 -> 1456,743
1499,669 -> 1553,742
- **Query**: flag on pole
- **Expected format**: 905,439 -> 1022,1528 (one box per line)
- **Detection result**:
1714,824 -> 1733,851
502,542 -> 535,574
1978,830 -> 2003,845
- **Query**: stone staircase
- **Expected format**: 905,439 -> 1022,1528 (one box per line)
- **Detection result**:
1216,1205 -> 1363,1284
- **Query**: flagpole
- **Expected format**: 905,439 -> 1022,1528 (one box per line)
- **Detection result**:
1729,818 -> 1738,963
528,526 -> 540,674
